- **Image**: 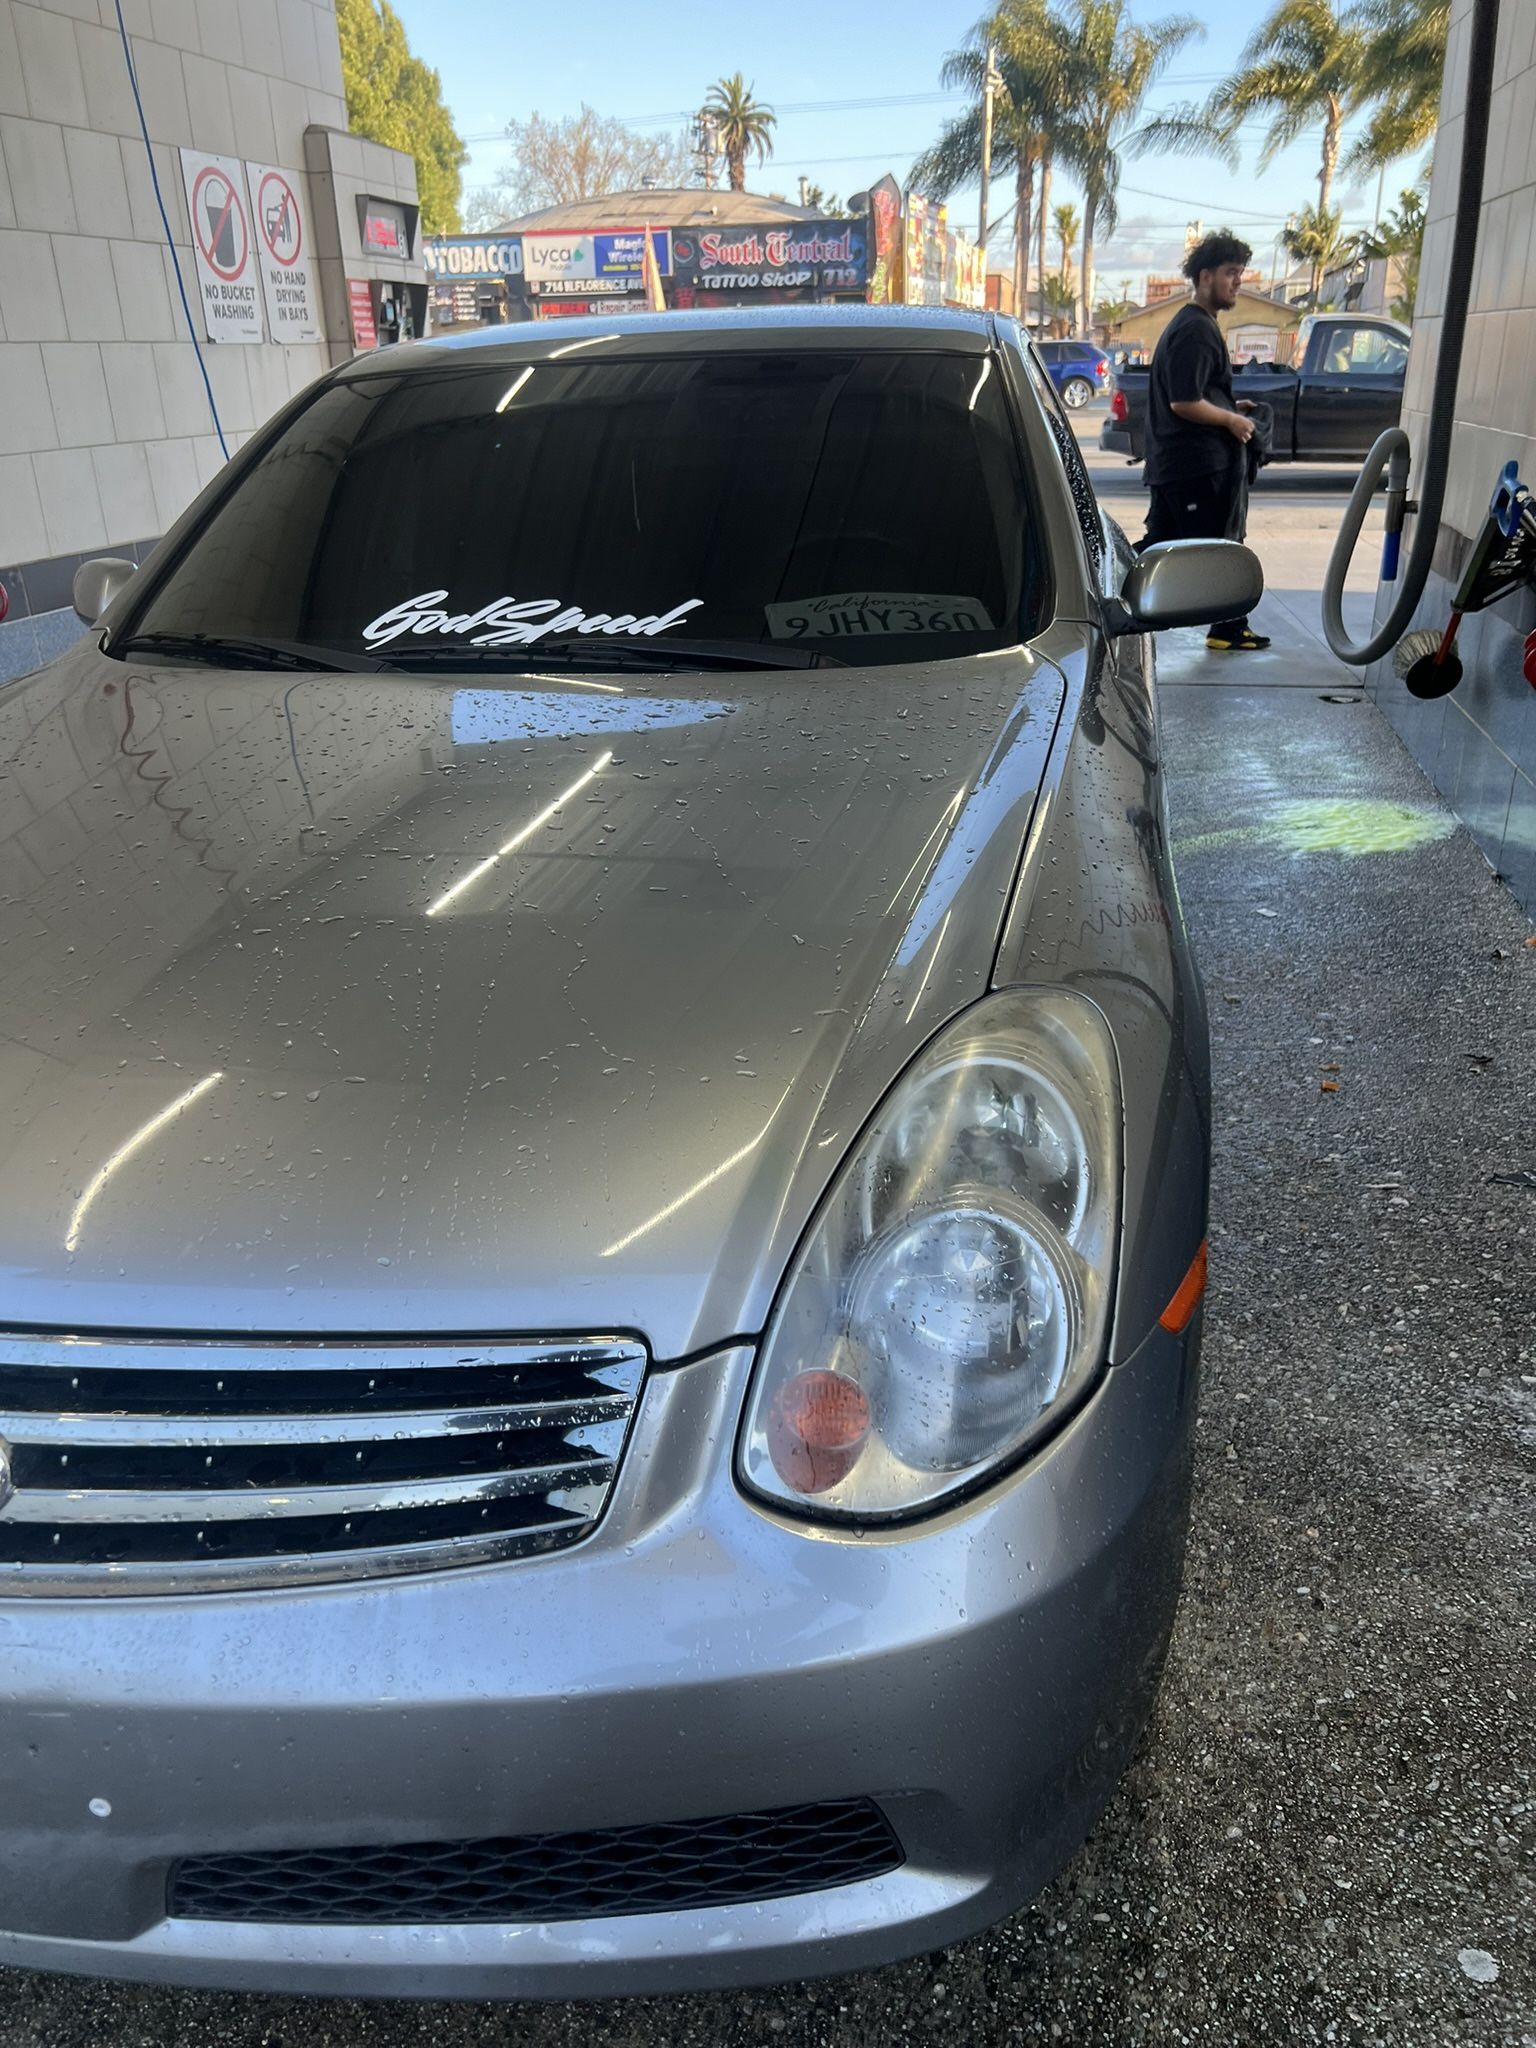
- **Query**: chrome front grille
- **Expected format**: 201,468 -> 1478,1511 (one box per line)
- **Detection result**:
0,1335 -> 645,1594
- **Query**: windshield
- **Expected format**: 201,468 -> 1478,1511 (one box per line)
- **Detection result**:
118,348 -> 1037,672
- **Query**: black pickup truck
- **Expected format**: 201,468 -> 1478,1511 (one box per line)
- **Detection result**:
1100,313 -> 1410,465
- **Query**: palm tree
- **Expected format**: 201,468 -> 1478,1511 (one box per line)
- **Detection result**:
1052,200 -> 1081,291
1042,270 -> 1077,334
1283,200 -> 1365,299
1358,184 -> 1425,314
1055,0 -> 1201,333
1141,2 -> 1373,221
911,1 -> 1069,322
1095,290 -> 1137,325
705,75 -> 776,193
1347,0 -> 1450,173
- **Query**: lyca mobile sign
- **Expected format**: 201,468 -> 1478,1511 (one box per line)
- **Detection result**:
522,229 -> 672,286
424,237 -> 525,280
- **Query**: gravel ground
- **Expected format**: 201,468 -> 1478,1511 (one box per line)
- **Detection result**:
3,561 -> 1532,2045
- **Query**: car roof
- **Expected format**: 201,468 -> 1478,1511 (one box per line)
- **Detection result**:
339,304 -> 998,380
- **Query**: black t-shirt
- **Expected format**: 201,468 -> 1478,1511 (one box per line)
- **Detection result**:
1144,302 -> 1238,486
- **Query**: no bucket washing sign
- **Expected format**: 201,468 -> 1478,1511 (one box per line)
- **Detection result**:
179,149 -> 263,343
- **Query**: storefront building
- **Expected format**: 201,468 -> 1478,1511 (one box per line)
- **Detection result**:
670,220 -> 867,308
428,177 -> 986,330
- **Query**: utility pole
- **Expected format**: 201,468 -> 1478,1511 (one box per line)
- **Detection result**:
693,109 -> 720,191
978,44 -> 999,253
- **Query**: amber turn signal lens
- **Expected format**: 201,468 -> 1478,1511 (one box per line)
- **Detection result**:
766,1370 -> 872,1495
1159,1240 -> 1208,1334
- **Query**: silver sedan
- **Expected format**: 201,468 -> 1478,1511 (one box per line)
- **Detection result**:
0,308 -> 1259,1998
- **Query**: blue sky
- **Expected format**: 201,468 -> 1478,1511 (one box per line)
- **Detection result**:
389,0 -> 1424,295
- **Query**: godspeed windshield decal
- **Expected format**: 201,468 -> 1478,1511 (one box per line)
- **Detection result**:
765,592 -> 995,640
362,591 -> 704,649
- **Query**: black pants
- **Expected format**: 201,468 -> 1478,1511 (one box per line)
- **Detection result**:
1143,468 -> 1252,637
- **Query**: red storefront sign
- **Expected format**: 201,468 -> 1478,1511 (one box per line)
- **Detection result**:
347,280 -> 377,349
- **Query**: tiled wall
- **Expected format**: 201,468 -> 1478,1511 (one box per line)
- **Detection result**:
0,0 -> 422,685
1367,0 -> 1536,917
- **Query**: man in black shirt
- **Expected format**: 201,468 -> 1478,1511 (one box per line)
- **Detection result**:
1142,230 -> 1269,651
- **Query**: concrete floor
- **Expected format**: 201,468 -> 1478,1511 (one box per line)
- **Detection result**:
2,415 -> 1532,2048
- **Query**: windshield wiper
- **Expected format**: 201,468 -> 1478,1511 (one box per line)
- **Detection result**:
112,632 -> 389,674
378,637 -> 847,673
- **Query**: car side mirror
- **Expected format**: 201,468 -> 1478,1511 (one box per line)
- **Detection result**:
1106,540 -> 1264,634
72,556 -> 138,626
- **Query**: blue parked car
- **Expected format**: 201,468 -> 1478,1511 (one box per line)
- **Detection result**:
1035,338 -> 1112,408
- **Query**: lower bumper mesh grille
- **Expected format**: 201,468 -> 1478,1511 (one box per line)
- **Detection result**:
168,1801 -> 903,1924
0,1334 -> 645,1594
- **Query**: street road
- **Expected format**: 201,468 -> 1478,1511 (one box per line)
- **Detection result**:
2,407 -> 1531,2048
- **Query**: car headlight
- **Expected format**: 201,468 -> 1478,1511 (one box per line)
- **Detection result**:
737,990 -> 1121,1521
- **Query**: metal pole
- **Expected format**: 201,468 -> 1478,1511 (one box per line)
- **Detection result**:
978,43 -> 996,250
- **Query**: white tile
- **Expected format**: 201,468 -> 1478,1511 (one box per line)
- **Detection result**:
0,227 -> 68,338
195,0 -> 243,64
110,235 -> 173,337
92,439 -> 156,538
40,0 -> 96,20
126,32 -> 189,144
0,452 -> 46,560
190,431 -> 224,487
306,88 -> 344,138
1498,197 -> 1535,312
14,2 -> 89,127
152,335 -> 211,433
145,431 -> 198,527
275,0 -> 315,85
1494,306 -> 1536,422
238,0 -> 281,76
75,16 -> 139,135
62,121 -> 133,237
114,0 -> 154,37
204,340 -> 254,427
266,74 -> 310,166
226,67 -> 276,163
180,48 -> 233,153
34,444 -> 107,553
0,116 -> 78,231
0,127 -> 15,227
360,140 -> 394,193
243,342 -> 291,423
0,5 -> 28,119
285,339 -> 326,395
324,130 -> 361,179
117,131 -> 161,239
149,0 -> 199,50
101,338 -> 165,439
42,339 -> 114,444
312,5 -> 341,99
0,342 -> 57,453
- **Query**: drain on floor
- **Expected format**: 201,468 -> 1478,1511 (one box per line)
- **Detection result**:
1318,692 -> 1363,704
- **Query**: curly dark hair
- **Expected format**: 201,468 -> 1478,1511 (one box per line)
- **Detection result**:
1183,230 -> 1253,283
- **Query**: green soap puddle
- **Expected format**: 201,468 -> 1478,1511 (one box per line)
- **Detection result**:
1177,800 -> 1456,859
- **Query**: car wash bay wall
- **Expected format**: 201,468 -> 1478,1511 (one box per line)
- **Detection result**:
0,1 -> 421,684
1367,0 -> 1536,918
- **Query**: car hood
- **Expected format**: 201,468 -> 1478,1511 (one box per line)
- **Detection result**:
0,647 -> 1063,1356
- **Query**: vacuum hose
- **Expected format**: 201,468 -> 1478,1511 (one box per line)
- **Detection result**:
1321,0 -> 1501,665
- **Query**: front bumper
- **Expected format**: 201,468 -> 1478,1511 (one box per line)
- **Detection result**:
0,1321 -> 1199,1999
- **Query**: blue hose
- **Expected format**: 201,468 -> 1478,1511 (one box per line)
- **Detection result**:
112,0 -> 229,461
